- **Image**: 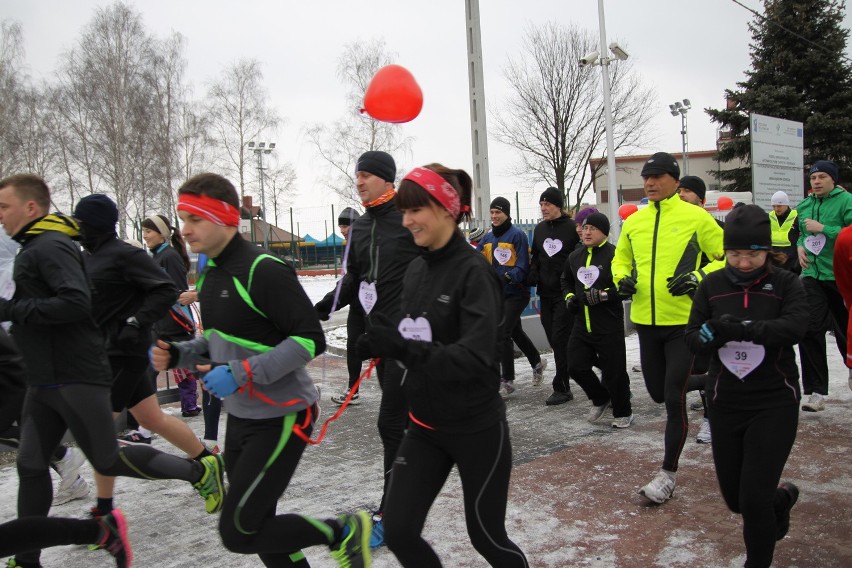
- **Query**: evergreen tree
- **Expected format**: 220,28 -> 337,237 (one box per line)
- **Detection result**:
706,0 -> 852,194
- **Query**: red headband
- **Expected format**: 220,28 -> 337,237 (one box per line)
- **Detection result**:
403,167 -> 468,218
177,193 -> 240,227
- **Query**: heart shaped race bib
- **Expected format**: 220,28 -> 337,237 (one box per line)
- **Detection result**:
494,247 -> 512,266
398,317 -> 432,342
804,233 -> 826,256
358,281 -> 378,314
543,238 -> 562,257
718,341 -> 765,380
577,266 -> 600,287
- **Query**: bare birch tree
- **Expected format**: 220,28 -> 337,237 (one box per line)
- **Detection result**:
493,22 -> 656,211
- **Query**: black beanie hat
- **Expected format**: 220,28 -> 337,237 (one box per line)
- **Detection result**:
539,187 -> 564,209
337,207 -> 360,226
724,204 -> 771,250
678,176 -> 707,202
74,194 -> 118,232
356,151 -> 396,183
490,196 -> 511,216
582,212 -> 610,236
641,152 -> 680,179
809,160 -> 839,184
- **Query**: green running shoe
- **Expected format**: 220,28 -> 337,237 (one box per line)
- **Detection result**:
193,454 -> 225,514
330,511 -> 371,568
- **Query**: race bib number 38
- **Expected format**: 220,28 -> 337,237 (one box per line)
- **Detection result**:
718,341 -> 765,380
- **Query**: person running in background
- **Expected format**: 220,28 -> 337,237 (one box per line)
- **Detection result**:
561,212 -> 633,428
358,164 -> 528,567
477,196 -> 545,398
0,174 -> 224,568
315,206 -> 366,406
73,195 -> 219,518
612,152 -> 724,504
794,160 -> 852,411
686,204 -> 808,568
152,172 -> 369,567
768,190 -> 800,274
142,214 -> 202,419
328,151 -> 420,548
529,187 -> 579,406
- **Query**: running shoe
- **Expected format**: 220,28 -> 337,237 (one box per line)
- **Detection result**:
54,447 -> 86,485
776,482 -> 799,540
369,513 -> 384,549
118,432 -> 152,445
689,399 -> 704,411
181,408 -> 202,417
95,509 -> 132,568
193,454 -> 226,514
331,388 -> 361,406
53,475 -> 91,505
801,393 -> 825,412
545,390 -> 573,405
696,418 -> 712,444
531,360 -> 547,386
330,511 -> 371,567
611,415 -> 634,429
500,380 -> 516,400
639,470 -> 676,504
586,400 -> 611,423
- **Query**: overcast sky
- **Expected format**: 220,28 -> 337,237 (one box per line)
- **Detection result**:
6,0 -> 851,222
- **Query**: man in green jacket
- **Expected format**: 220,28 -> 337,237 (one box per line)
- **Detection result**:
795,160 -> 852,412
612,152 -> 724,504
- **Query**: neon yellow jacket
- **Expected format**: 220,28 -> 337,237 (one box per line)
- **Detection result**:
612,195 -> 725,326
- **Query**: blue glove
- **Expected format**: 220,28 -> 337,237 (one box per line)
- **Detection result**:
203,364 -> 239,398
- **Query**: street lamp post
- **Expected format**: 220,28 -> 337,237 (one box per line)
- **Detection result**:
247,141 -> 275,251
669,99 -> 691,175
581,0 -> 630,242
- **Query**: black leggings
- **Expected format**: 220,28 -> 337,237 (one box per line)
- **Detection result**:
500,295 -> 539,382
383,420 -> 528,568
346,307 -> 366,391
15,383 -> 203,564
376,358 -> 408,514
0,516 -> 101,558
707,403 -> 798,568
219,411 -> 335,567
539,296 -> 572,392
636,324 -> 693,472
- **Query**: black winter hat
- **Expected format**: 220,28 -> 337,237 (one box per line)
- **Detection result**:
356,151 -> 396,183
74,194 -> 118,232
641,152 -> 680,179
490,196 -> 511,216
582,212 -> 610,236
678,176 -> 707,202
539,187 -> 564,208
337,207 -> 360,226
809,160 -> 839,184
724,204 -> 771,251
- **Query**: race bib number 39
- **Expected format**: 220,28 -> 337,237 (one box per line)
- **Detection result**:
718,341 -> 765,380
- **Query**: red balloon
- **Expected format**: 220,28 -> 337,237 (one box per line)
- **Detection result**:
361,64 -> 423,124
619,203 -> 639,220
717,196 -> 734,210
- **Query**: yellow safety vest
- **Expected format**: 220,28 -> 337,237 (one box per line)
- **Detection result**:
769,209 -> 797,248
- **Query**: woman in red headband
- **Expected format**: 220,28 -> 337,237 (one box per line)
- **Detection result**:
357,164 -> 529,567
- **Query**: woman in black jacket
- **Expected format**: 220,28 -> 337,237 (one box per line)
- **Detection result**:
357,164 -> 528,567
685,205 -> 809,568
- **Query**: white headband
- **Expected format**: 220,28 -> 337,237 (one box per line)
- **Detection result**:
146,215 -> 172,239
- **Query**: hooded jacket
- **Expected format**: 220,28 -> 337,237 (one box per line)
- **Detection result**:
612,195 -> 724,326
0,215 -> 112,386
795,186 -> 852,281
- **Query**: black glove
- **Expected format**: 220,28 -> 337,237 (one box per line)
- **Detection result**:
565,293 -> 579,314
314,296 -> 333,321
617,277 -> 637,298
698,316 -> 749,348
356,313 -> 407,361
667,271 -> 701,297
583,287 -> 612,306
117,320 -> 142,350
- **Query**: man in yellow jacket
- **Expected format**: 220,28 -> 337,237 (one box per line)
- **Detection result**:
612,152 -> 724,504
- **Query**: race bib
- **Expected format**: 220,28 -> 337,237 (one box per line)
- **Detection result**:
577,266 -> 599,287
543,238 -> 562,257
718,341 -> 765,380
398,317 -> 432,342
494,247 -> 512,265
804,233 -> 826,256
358,281 -> 378,314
